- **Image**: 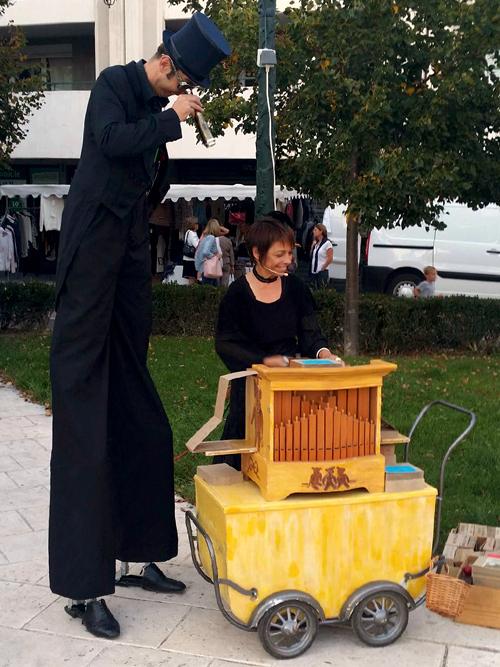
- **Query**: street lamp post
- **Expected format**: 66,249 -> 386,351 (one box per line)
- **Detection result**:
255,0 -> 276,218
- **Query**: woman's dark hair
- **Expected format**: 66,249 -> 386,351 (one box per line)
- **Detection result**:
246,216 -> 295,264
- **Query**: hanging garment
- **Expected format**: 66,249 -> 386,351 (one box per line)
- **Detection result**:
149,201 -> 175,227
0,228 -> 16,272
156,234 -> 166,273
40,196 -> 65,232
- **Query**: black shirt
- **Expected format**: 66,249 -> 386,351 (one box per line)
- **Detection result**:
215,274 -> 328,372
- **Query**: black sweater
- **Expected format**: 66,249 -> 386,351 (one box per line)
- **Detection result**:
215,274 -> 328,372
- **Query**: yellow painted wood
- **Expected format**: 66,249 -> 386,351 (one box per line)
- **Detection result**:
195,476 -> 437,624
246,360 -> 396,499
381,429 -> 410,445
242,451 -> 386,501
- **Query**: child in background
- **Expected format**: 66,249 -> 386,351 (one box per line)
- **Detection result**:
414,266 -> 438,298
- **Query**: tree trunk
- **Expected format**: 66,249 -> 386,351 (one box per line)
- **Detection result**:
343,210 -> 360,355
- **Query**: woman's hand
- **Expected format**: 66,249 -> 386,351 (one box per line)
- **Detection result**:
263,355 -> 289,367
318,348 -> 345,366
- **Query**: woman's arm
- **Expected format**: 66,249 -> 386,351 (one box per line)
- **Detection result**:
189,230 -> 199,248
296,280 -> 343,362
322,246 -> 334,270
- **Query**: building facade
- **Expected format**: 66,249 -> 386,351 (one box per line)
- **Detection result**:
0,0 -> 264,186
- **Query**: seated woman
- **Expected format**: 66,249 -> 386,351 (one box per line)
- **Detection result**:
215,217 -> 344,469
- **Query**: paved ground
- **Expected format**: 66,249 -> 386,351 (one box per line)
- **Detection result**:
0,381 -> 499,667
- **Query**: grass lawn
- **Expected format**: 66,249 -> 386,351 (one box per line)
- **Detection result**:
0,332 -> 498,546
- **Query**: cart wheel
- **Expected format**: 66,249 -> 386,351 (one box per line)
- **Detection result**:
351,590 -> 409,647
258,600 -> 318,659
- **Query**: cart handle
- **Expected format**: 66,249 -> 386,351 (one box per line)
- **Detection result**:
404,400 -> 476,555
185,510 -> 257,632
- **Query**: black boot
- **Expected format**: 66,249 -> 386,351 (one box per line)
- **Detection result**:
65,599 -> 120,639
141,563 -> 186,593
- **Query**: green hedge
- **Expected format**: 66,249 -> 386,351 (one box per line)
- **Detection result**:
0,282 -> 55,331
1,281 -> 499,353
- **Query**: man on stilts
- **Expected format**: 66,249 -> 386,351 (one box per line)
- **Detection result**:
49,13 -> 231,639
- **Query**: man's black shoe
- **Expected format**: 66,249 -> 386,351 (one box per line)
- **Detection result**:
141,563 -> 186,593
65,600 -> 120,639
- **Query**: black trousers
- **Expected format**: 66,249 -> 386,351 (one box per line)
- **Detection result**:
49,205 -> 177,600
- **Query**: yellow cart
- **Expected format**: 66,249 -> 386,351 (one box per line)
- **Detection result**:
186,380 -> 475,658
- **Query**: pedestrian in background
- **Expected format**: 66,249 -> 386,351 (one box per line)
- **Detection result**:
182,216 -> 199,285
219,228 -> 235,287
414,266 -> 438,298
195,217 -> 223,285
310,223 -> 333,288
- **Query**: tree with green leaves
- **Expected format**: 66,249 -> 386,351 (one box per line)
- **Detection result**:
171,0 -> 500,354
0,0 -> 44,167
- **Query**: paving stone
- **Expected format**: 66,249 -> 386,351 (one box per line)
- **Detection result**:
162,607 -> 445,666
0,581 -> 56,629
0,455 -> 21,473
27,596 -> 189,649
19,505 -> 49,531
34,436 -> 52,452
0,416 -> 40,427
407,605 -> 500,652
0,471 -> 18,490
445,646 -> 500,667
9,444 -> 50,470
0,485 -> 49,511
25,416 -> 52,427
0,559 -> 48,585
0,625 -> 102,666
114,561 -> 218,611
0,510 -> 32,537
90,645 -> 209,666
8,466 -> 50,489
1,529 -> 47,563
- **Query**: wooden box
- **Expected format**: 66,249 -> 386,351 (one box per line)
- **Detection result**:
455,584 -> 500,630
241,360 -> 397,501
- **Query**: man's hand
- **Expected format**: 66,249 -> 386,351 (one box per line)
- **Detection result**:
172,94 -> 203,122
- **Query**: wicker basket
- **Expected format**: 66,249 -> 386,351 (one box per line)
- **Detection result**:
426,566 -> 471,618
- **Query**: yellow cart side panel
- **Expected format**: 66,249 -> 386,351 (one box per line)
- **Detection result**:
195,481 -> 228,582
195,477 -> 436,624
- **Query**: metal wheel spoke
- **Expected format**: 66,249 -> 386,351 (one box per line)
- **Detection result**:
361,615 -> 376,624
362,608 -> 377,618
276,612 -> 286,624
286,607 -> 292,622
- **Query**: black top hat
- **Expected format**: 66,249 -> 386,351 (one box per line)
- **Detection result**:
163,12 -> 231,89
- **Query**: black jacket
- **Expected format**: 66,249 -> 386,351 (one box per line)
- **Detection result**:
56,61 -> 182,301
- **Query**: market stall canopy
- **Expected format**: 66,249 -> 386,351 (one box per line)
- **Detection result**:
162,184 -> 299,202
0,184 -> 69,198
0,184 -> 299,202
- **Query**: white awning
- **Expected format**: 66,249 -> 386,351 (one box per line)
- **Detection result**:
162,184 -> 299,202
0,183 -> 299,202
0,184 -> 69,198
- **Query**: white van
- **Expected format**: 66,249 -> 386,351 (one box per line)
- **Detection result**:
322,203 -> 500,297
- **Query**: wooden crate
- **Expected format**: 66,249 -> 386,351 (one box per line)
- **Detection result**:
455,585 -> 500,630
